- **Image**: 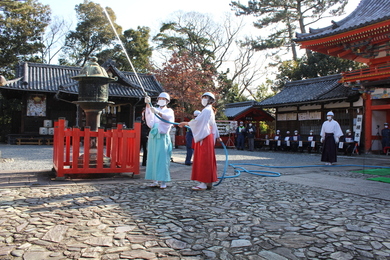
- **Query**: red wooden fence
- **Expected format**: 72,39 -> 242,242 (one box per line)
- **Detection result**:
53,118 -> 140,178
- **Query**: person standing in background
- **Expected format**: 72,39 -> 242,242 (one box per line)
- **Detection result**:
291,130 -> 301,152
246,123 -> 256,151
236,121 -> 246,150
270,130 -> 282,151
320,111 -> 343,165
185,110 -> 201,165
140,108 -> 150,166
381,122 -> 390,152
169,125 -> 177,149
283,131 -> 292,151
342,129 -> 356,155
305,130 -> 316,153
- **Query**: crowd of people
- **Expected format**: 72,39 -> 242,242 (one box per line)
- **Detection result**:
232,112 -> 361,159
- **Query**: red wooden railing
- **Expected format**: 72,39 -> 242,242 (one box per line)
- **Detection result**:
341,65 -> 390,83
53,118 -> 140,178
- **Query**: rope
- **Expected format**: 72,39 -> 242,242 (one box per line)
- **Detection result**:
103,8 -> 147,96
103,8 -> 224,163
104,8 -> 178,127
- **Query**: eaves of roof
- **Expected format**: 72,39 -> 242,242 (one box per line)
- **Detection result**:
1,62 -> 80,93
258,74 -> 359,108
224,105 -> 253,118
107,65 -> 161,96
295,0 -> 390,42
224,100 -> 257,109
0,62 -> 163,98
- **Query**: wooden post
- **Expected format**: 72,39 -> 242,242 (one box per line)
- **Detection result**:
364,94 -> 372,153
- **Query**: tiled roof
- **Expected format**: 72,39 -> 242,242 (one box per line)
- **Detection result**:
0,62 -> 162,98
224,101 -> 257,118
295,0 -> 390,42
258,74 -> 359,107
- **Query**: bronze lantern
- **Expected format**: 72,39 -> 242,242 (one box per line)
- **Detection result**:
72,56 -> 116,132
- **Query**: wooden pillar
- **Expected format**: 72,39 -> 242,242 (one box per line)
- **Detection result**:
364,93 -> 372,153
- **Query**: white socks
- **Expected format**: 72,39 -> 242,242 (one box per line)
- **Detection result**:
197,182 -> 207,189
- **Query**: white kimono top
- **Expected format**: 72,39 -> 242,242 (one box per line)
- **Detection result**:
188,105 -> 220,143
320,119 -> 343,139
145,106 -> 174,134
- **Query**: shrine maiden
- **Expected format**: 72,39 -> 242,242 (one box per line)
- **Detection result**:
179,92 -> 221,190
144,92 -> 175,189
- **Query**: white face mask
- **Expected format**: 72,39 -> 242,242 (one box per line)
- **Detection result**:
157,99 -> 167,107
249,124 -> 252,127
385,125 -> 388,128
201,98 -> 209,107
327,116 -> 332,121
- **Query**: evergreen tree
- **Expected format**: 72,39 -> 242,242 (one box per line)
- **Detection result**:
97,26 -> 153,73
254,79 -> 276,102
61,1 -> 120,66
273,52 -> 366,91
0,0 -> 51,76
218,71 -> 248,104
230,0 -> 348,61
0,0 -> 50,142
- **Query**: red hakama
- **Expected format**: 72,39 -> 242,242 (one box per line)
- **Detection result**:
191,134 -> 218,183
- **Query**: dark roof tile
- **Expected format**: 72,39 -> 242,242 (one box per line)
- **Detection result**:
224,105 -> 252,118
295,0 -> 390,42
259,75 -> 359,107
224,101 -> 257,118
1,62 -> 163,98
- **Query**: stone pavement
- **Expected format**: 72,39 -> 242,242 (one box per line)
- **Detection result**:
0,144 -> 389,259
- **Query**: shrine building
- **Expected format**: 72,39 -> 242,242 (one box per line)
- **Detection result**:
294,0 -> 390,153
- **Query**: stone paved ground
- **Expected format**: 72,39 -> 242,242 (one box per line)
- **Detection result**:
0,144 -> 389,259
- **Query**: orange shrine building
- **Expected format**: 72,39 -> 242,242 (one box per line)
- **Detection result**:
295,0 -> 390,153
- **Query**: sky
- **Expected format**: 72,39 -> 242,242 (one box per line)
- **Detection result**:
39,0 -> 242,36
38,0 -> 257,69
39,0 -> 360,39
37,0 -> 360,94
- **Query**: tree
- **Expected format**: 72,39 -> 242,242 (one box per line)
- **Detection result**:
230,0 -> 349,61
153,11 -> 265,101
61,1 -> 120,66
217,71 -> 248,104
96,26 -> 153,73
0,0 -> 50,142
254,79 -> 276,102
229,42 -> 268,98
273,52 -> 367,91
154,51 -> 219,120
39,16 -> 72,64
0,0 -> 51,76
154,12 -> 218,65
